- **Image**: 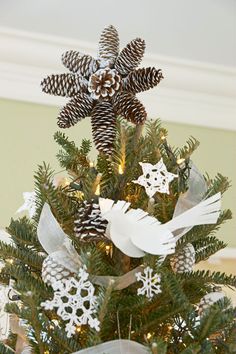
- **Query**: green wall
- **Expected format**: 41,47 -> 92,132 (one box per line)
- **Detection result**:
0,98 -> 235,246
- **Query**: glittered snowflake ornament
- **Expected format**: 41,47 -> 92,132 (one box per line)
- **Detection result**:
41,25 -> 163,155
133,159 -> 177,198
136,267 -> 161,299
41,267 -> 100,337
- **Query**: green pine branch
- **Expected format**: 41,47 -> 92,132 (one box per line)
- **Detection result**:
0,241 -> 43,271
7,217 -> 42,252
179,270 -> 236,288
0,344 -> 15,354
178,137 -> 200,160
54,131 -> 91,174
193,236 -> 227,263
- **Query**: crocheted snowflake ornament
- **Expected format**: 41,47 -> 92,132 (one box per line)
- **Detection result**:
41,267 -> 100,337
133,159 -> 177,198
136,266 -> 162,299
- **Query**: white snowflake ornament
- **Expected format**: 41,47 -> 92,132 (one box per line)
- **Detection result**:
17,191 -> 37,218
133,159 -> 177,198
135,267 -> 162,299
41,267 -> 100,337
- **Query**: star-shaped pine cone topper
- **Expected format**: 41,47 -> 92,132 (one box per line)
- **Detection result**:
41,25 -> 164,155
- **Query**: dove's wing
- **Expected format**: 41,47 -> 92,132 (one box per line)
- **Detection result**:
165,192 -> 221,234
109,211 -> 145,257
99,198 -> 130,220
101,198 -> 176,257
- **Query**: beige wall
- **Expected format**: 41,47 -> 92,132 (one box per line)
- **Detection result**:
0,98 -> 235,247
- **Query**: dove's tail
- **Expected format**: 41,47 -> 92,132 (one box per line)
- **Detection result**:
166,192 -> 221,232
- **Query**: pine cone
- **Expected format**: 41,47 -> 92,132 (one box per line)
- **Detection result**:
41,73 -> 87,97
122,67 -> 163,94
98,25 -> 119,65
42,255 -> 73,285
115,38 -> 145,76
170,243 -> 195,273
58,93 -> 94,128
88,68 -> 121,99
113,92 -> 147,124
62,51 -> 99,77
198,287 -> 224,317
91,101 -> 116,154
74,201 -> 108,241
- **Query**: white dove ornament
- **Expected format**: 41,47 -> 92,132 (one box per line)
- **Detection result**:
99,192 -> 221,258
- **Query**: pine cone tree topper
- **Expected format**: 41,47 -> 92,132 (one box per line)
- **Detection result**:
41,25 -> 164,154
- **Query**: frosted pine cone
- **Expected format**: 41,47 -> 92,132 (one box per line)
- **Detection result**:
41,25 -> 163,154
41,74 -> 87,97
88,68 -> 121,99
115,38 -> 145,76
98,25 -> 119,66
42,255 -> 74,285
122,67 -> 164,94
74,201 -> 108,242
62,51 -> 99,77
198,287 -> 224,317
91,101 -> 116,155
113,92 -> 147,124
170,243 -> 195,273
58,93 -> 94,128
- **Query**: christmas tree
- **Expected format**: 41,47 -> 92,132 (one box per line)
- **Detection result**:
0,25 -> 235,354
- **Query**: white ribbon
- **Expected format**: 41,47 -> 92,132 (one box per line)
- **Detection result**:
72,339 -> 149,354
173,162 -> 207,240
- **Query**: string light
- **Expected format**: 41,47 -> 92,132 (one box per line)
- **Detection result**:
146,332 -> 152,339
95,184 -> 100,196
118,164 -> 124,175
44,351 -> 49,354
6,258 -> 14,264
76,325 -> 82,333
105,244 -> 113,257
176,158 -> 185,165
161,135 -> 166,141
89,161 -> 94,168
94,173 -> 102,196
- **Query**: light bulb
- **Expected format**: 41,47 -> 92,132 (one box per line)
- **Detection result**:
118,164 -> 124,175
76,325 -> 82,333
105,245 -> 111,255
177,158 -> 185,165
6,258 -> 14,264
95,184 -> 100,196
